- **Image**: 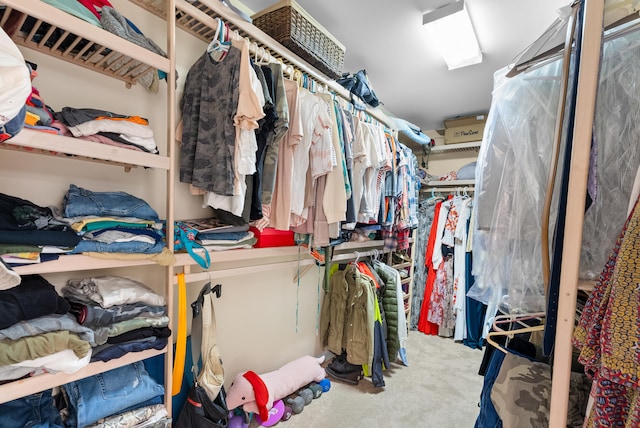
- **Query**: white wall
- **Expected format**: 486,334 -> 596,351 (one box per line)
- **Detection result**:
424,136 -> 478,179
1,0 -> 325,388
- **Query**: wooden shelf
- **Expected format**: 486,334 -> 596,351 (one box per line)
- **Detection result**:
429,141 -> 481,154
14,246 -> 314,275
426,179 -> 475,187
1,129 -> 170,170
332,240 -> 385,251
173,245 -> 307,267
0,347 -> 166,404
392,261 -> 412,269
0,1 -> 170,87
1,0 -> 177,415
12,254 -> 161,275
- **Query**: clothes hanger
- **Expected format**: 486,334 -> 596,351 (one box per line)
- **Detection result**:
428,187 -> 439,202
486,311 -> 546,354
255,47 -> 269,65
294,70 -> 303,88
252,42 -> 260,64
492,311 -> 545,331
206,18 -> 230,62
486,324 -> 545,354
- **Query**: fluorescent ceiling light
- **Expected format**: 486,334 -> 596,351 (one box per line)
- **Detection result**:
423,0 -> 482,70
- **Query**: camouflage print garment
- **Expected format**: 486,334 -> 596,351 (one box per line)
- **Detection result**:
490,352 -> 551,428
180,49 -> 240,196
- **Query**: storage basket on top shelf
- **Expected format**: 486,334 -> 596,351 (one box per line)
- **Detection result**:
252,0 -> 345,79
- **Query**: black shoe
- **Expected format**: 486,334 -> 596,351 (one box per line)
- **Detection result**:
328,356 -> 362,374
326,366 -> 362,385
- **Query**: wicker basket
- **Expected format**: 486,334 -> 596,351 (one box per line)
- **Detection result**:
252,0 -> 345,79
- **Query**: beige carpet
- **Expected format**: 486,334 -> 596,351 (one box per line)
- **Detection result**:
248,331 -> 485,427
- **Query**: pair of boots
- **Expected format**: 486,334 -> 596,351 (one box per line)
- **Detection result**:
326,352 -> 362,385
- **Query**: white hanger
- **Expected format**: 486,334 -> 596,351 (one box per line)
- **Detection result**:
206,18 -> 231,62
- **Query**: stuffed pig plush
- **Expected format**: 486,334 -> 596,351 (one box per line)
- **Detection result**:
226,355 -> 326,421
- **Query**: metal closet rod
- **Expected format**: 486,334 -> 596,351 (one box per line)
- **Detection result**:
330,248 -> 389,263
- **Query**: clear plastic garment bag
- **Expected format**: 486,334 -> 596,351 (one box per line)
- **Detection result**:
469,24 -> 640,316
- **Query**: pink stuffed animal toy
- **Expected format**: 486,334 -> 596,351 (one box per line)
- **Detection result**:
226,355 -> 326,421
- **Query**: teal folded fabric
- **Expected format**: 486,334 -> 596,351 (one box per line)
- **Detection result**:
42,0 -> 102,27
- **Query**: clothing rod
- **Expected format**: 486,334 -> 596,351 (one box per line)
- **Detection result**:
181,0 -> 393,128
331,248 -> 390,263
174,258 -> 316,284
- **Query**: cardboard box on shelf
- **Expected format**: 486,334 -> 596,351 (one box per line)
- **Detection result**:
444,113 -> 487,144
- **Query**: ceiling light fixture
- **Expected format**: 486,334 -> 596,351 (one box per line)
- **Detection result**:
423,0 -> 482,70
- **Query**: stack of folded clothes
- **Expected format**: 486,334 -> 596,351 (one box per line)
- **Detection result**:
182,217 -> 257,251
198,228 -> 256,251
59,361 -> 168,427
63,184 -> 165,255
62,275 -> 170,362
0,274 -> 94,382
0,192 -> 81,264
54,107 -> 159,154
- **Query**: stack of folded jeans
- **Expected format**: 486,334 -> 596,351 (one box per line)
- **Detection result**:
59,361 -> 168,427
63,275 -> 170,362
63,184 -> 165,254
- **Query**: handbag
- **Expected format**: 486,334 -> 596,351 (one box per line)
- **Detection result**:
174,283 -> 228,428
336,69 -> 380,110
175,382 -> 229,428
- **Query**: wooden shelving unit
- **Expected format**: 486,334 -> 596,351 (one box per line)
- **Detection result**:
0,0 -> 176,412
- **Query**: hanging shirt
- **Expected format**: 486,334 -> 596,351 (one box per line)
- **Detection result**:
290,88 -> 319,220
269,79 -> 303,231
180,48 -> 240,195
203,39 -> 265,217
261,63 -> 289,207
250,65 -> 277,221
351,120 -> 374,222
318,93 -> 347,225
453,197 -> 472,341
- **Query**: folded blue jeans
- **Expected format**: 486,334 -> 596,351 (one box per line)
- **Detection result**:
63,184 -> 159,220
62,361 -> 164,427
0,389 -> 63,428
70,239 -> 164,254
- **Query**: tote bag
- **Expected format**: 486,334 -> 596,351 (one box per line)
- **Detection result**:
174,282 -> 228,428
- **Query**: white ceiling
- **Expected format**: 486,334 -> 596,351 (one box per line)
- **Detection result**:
239,0 -> 570,132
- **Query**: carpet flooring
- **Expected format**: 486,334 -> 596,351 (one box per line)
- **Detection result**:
247,330 -> 486,427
